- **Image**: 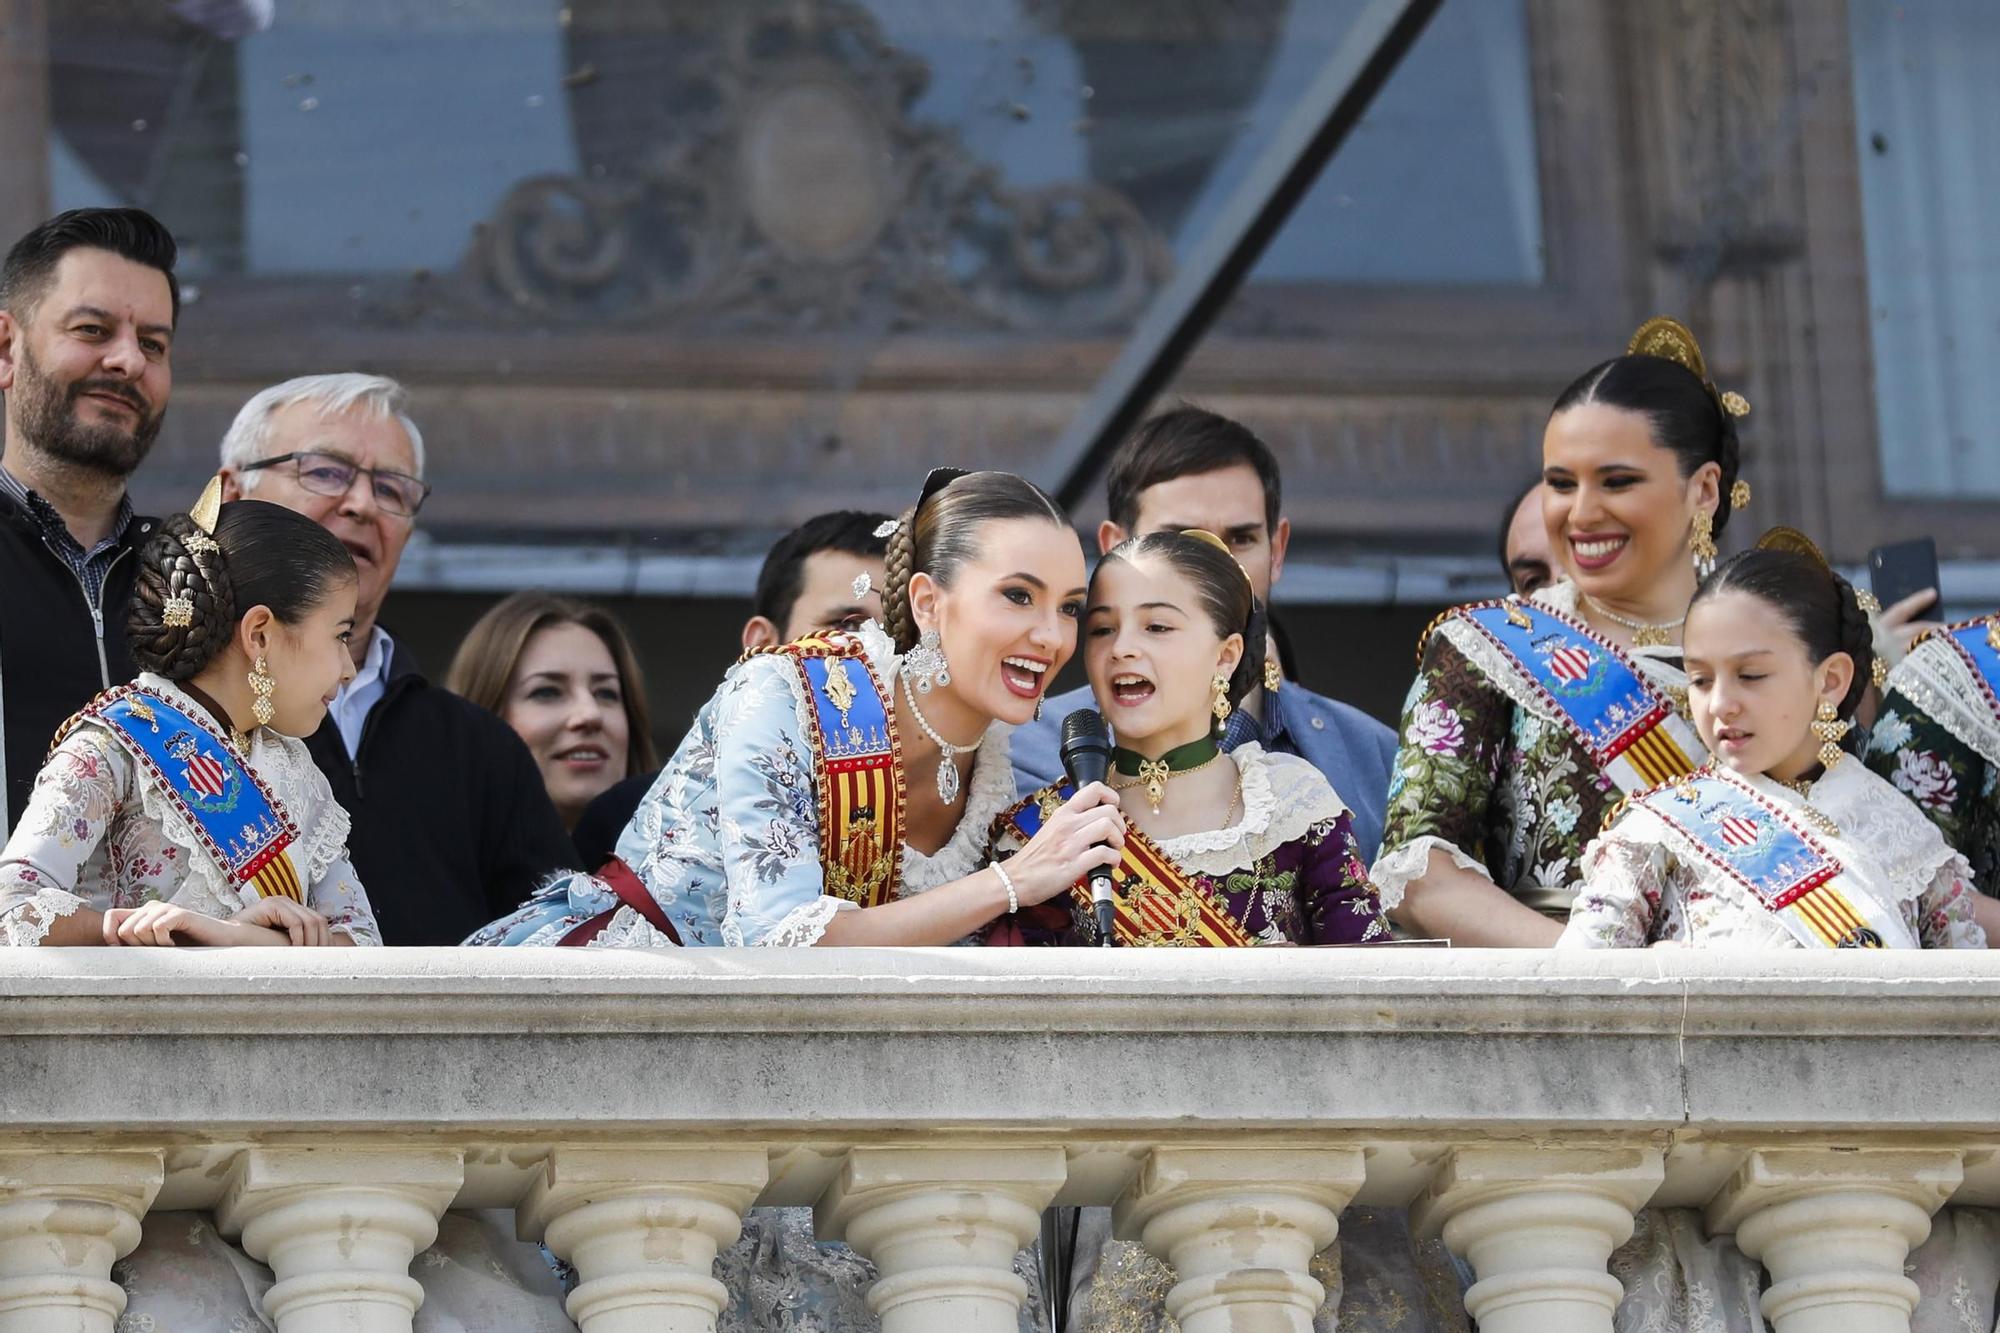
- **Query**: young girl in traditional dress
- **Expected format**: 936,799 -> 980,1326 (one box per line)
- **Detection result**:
0,481 -> 378,947
989,528 -> 1387,948
1563,535 -> 1985,951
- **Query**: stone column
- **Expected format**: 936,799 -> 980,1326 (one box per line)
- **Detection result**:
517,1146 -> 769,1333
1706,1148 -> 1962,1333
215,1147 -> 464,1333
0,1151 -> 163,1333
817,1146 -> 1067,1333
1412,1145 -> 1665,1333
1113,1146 -> 1366,1333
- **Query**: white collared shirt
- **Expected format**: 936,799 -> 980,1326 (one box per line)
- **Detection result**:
329,627 -> 392,758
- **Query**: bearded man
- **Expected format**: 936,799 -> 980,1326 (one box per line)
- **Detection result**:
0,209 -> 178,831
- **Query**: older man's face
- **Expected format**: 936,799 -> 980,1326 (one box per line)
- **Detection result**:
236,399 -> 419,628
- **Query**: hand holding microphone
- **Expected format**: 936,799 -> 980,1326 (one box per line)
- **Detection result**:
1001,710 -> 1125,932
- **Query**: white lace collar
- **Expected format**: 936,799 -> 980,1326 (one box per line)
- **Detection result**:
902,724 -> 1017,892
1153,743 -> 1344,878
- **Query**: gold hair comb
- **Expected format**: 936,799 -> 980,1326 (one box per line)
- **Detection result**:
184,475 -> 224,555
1627,316 -> 1752,419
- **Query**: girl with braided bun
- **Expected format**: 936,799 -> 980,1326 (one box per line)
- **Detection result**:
0,478 -> 380,947
1564,535 -> 1984,951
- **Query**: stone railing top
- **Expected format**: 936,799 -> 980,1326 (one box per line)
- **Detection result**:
6,948 -> 2000,1210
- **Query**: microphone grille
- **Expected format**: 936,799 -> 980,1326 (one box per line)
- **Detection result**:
1060,708 -> 1109,748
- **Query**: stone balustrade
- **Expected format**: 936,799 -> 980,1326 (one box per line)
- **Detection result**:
3,947 -> 1999,1333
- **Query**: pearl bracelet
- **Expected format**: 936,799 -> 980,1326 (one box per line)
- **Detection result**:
993,861 -> 1019,915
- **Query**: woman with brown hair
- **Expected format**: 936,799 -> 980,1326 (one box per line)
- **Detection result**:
446,591 -> 658,834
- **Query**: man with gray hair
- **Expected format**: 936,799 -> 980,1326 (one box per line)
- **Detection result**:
219,373 -> 574,944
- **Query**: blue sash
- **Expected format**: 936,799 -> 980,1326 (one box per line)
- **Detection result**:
1941,620 -> 2000,722
76,686 -> 305,902
1637,769 -> 1886,948
770,635 -> 904,908
1454,600 -> 1697,789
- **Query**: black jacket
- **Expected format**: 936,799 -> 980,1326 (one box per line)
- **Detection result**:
0,491 -> 153,833
570,770 -> 658,871
304,634 -> 577,945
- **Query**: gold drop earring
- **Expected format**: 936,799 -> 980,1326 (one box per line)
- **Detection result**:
249,655 -> 277,728
1689,510 -> 1718,579
1812,699 -> 1850,769
1211,673 -> 1232,737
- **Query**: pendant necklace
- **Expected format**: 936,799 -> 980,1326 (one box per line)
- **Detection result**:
1582,594 -> 1683,649
1110,737 -> 1222,814
899,673 -> 982,804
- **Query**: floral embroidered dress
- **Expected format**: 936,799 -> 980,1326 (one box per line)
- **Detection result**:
1865,620 -> 2000,899
989,744 -> 1389,946
467,620 -> 1021,949
1560,760 -> 1986,949
1372,580 -> 1701,920
0,673 -> 379,946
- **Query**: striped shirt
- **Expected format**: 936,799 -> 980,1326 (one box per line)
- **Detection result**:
0,467 -> 135,609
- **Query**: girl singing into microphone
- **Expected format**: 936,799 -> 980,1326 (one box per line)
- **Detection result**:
988,530 -> 1387,946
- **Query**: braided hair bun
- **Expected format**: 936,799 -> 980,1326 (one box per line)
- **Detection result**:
129,513 -> 237,681
125,498 -> 359,684
1830,572 -> 1877,720
879,471 -> 1068,653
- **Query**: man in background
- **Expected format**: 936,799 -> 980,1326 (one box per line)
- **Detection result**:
218,372 -> 574,944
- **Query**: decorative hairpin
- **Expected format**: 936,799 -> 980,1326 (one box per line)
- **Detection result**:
1627,316 -> 1752,418
871,518 -> 901,539
1754,525 -> 1831,571
184,474 -> 224,555
1730,480 -> 1752,511
851,571 -> 873,600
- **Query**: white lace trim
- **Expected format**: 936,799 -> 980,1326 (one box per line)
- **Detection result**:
590,903 -> 679,949
1368,834 -> 1493,913
1154,746 -> 1345,877
1752,762 -> 1966,907
758,894 -> 853,947
0,887 -> 85,947
1889,634 -> 2000,772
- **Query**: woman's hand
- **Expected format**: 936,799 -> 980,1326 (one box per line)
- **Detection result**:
1881,588 -> 1944,659
233,897 -> 336,947
103,901 -> 244,947
1004,782 -> 1126,906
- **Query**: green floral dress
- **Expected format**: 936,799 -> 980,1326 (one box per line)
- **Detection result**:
1865,623 -> 2000,899
1372,581 -> 1699,919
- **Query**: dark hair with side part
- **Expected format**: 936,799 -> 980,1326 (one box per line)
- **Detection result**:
445,591 -> 659,776
1104,405 -> 1282,535
1549,355 -> 1745,534
1,208 -> 180,326
880,471 -> 1069,652
128,501 -> 356,681
1095,531 -> 1269,712
753,510 -> 891,628
1691,547 -> 1877,722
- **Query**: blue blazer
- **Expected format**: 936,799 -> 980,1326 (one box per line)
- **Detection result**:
1011,680 -> 1398,864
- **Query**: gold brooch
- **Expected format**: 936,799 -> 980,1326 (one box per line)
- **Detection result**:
161,595 -> 194,628
1136,758 -> 1170,814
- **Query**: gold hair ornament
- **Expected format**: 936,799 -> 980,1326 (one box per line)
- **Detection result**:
1627,316 -> 1752,418
185,474 -> 224,555
1753,526 -> 1832,573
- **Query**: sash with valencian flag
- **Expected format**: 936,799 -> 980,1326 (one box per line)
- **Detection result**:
1632,766 -> 1911,949
62,685 -> 306,903
748,633 -> 905,909
996,785 -> 1256,947
1447,598 -> 1703,795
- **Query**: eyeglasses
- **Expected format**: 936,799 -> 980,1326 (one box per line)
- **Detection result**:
241,451 -> 432,518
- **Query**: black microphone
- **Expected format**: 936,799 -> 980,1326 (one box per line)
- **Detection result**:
1059,708 -> 1119,947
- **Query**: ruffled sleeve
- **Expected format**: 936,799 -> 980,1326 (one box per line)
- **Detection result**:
1916,854 -> 1988,949
1372,628 -> 1510,910
285,747 -> 381,946
0,726 -> 129,946
1559,819 -> 1671,948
